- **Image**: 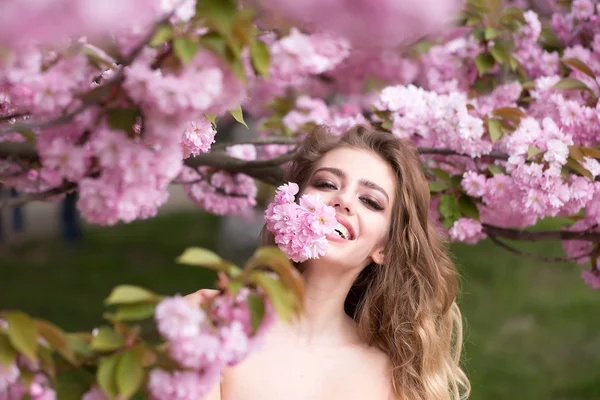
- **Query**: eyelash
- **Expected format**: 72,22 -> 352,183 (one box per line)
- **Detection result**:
311,181 -> 384,211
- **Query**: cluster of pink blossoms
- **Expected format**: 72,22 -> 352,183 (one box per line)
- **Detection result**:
265,182 -> 337,263
148,291 -> 275,400
0,331 -> 56,400
279,96 -> 367,136
179,144 -> 259,217
374,84 -> 493,157
0,21 -> 247,225
244,29 -> 351,116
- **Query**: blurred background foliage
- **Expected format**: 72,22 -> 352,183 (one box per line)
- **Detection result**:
0,211 -> 598,400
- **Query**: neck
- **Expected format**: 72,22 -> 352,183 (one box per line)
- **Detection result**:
284,260 -> 362,346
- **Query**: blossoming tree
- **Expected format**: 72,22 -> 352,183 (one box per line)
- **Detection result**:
1,0 -> 600,398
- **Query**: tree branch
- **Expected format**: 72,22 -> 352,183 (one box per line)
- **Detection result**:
486,234 -> 595,262
183,151 -> 295,186
0,182 -> 76,208
211,136 -> 300,150
482,223 -> 600,242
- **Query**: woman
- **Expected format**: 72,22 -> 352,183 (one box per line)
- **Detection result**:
190,125 -> 470,400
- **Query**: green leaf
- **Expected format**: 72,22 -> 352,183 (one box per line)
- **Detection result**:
250,39 -> 270,76
204,113 -> 217,124
107,108 -> 138,135
500,6 -> 525,23
431,168 -> 451,182
176,247 -> 232,271
450,175 -> 463,188
197,0 -> 237,34
97,354 -> 120,400
475,53 -> 496,76
566,157 -> 593,180
489,42 -> 509,64
250,272 -> 294,321
105,285 -> 160,306
0,334 -> 17,367
459,196 -> 480,220
563,57 -> 596,80
173,37 -> 198,64
66,334 -> 94,358
116,347 -> 144,399
246,246 -> 303,313
107,303 -> 156,322
579,146 -> 600,159
428,181 -> 448,193
487,118 -> 504,143
487,164 -> 504,175
17,129 -> 36,143
91,327 -> 125,352
247,294 -> 265,335
150,25 -> 173,47
492,107 -> 526,123
553,77 -> 593,92
4,311 -> 38,363
198,32 -> 228,58
528,145 -> 541,159
229,105 -> 248,128
484,26 -> 500,40
439,194 -> 460,220
36,319 -> 75,363
38,345 -> 56,380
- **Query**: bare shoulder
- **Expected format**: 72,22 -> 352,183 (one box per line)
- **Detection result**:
337,342 -> 395,399
354,342 -> 393,377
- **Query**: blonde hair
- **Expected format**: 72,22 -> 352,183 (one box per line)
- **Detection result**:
262,125 -> 470,400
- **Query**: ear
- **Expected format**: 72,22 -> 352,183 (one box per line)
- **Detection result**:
370,246 -> 385,265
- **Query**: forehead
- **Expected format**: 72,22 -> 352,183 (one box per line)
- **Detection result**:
313,147 -> 396,194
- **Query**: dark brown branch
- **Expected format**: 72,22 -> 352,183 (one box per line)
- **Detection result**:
184,151 -> 295,186
0,182 -> 76,208
212,136 -> 300,150
482,223 -> 600,242
0,112 -> 29,122
0,142 -> 39,162
418,147 -> 509,161
487,234 -> 595,262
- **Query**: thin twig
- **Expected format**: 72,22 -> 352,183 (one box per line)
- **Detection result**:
0,112 -> 29,122
487,234 -> 595,262
0,182 -> 76,208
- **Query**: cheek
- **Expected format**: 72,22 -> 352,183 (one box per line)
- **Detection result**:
361,215 -> 390,243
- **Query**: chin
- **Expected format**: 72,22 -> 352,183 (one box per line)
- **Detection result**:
315,245 -> 366,272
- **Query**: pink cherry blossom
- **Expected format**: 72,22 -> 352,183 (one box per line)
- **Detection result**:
265,183 -> 337,262
449,218 -> 487,244
155,295 -> 206,341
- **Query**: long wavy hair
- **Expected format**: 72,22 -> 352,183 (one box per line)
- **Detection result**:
261,124 -> 470,400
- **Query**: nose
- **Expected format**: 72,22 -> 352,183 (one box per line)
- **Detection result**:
331,190 -> 354,215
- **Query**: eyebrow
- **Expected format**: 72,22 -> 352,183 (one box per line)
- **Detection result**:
313,167 -> 390,202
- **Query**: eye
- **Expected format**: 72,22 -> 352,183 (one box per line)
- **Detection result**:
312,180 -> 337,190
361,197 -> 384,211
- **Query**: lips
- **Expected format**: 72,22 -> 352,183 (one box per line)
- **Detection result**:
333,214 -> 355,240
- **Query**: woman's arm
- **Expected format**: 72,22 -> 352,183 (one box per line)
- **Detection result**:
185,289 -> 223,400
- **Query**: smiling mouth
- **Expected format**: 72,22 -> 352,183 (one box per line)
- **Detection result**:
334,223 -> 352,240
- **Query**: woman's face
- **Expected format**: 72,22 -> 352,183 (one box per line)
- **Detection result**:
302,146 -> 397,270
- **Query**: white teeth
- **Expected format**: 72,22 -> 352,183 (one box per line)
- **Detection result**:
335,223 -> 350,240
